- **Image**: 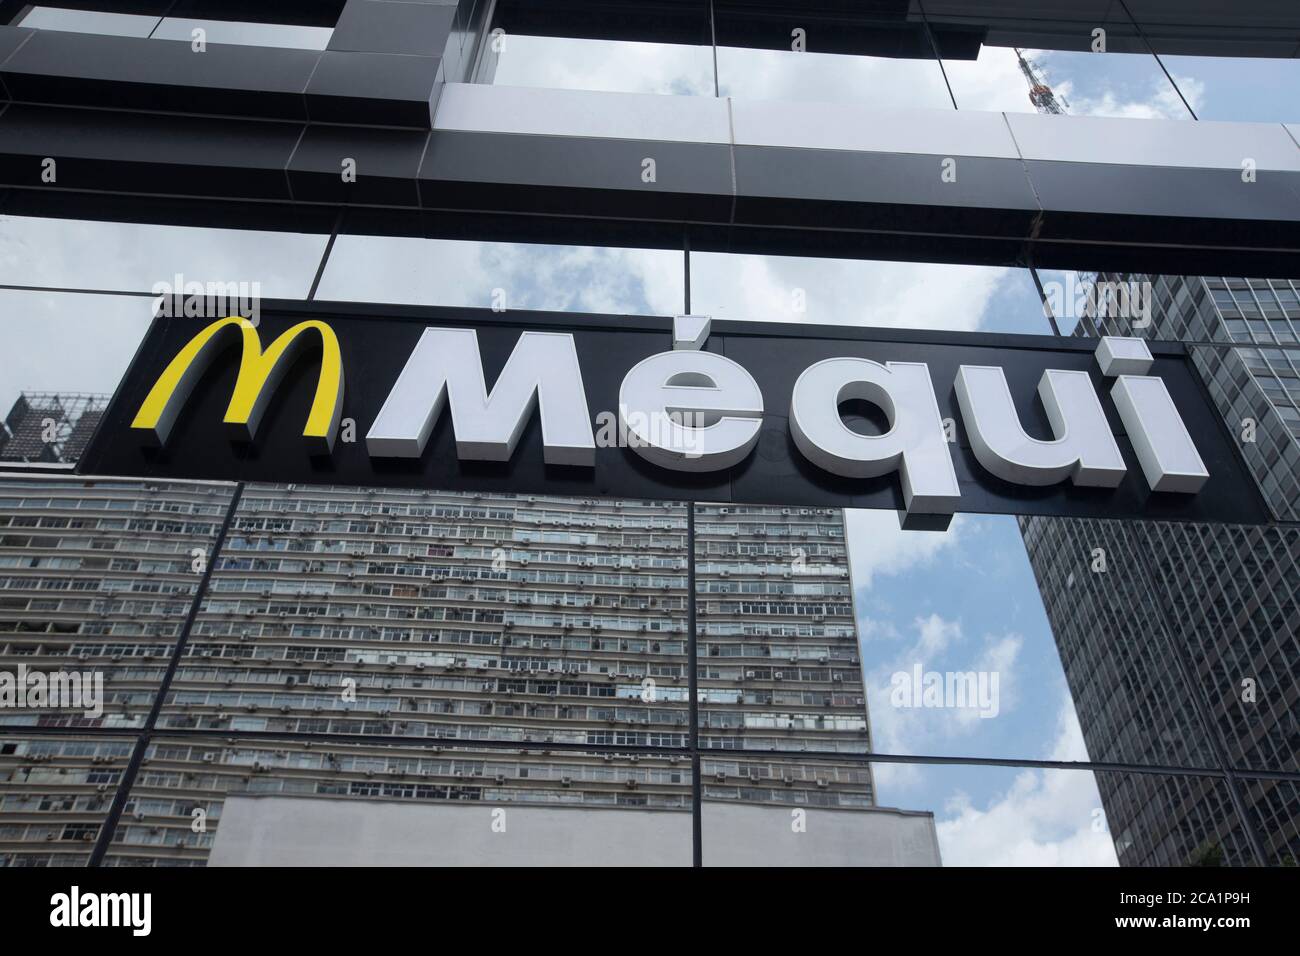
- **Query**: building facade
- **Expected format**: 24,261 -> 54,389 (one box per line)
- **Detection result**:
1,0 -> 1299,867
0,395 -> 911,865
1021,274 -> 1300,866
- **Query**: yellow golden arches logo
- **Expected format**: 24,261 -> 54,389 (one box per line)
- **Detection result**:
130,316 -> 345,452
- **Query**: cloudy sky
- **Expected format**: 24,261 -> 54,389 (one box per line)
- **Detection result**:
2,29 -> 1288,865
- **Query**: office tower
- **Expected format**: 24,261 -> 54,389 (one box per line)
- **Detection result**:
1075,274 -> 1300,521
1,392 -> 936,866
1020,275 -> 1300,866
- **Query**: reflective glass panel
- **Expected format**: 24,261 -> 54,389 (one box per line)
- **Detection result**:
316,234 -> 684,316
152,18 -> 333,51
717,46 -> 952,109
1156,55 -> 1300,123
0,289 -> 152,416
0,216 -> 329,298
483,35 -> 716,96
689,253 -> 1053,335
944,46 -> 1193,118
18,7 -> 160,38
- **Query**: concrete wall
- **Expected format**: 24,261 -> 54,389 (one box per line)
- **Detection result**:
210,797 -> 692,867
701,803 -> 942,867
209,796 -> 940,866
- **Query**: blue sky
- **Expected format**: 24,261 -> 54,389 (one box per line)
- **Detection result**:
844,510 -> 1118,864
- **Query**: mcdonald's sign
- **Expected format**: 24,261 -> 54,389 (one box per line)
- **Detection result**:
77,302 -> 1268,529
128,316 -> 344,452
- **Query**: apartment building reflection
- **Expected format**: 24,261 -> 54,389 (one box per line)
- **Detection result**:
0,393 -> 938,865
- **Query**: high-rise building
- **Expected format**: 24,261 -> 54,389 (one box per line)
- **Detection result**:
1020,274 -> 1300,866
0,392 -> 937,867
1074,275 -> 1300,520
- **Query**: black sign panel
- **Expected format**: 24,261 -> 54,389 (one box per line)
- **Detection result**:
77,301 -> 1269,526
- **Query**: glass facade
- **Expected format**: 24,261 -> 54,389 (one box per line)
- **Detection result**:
1,0 -> 1298,869
1021,270 -> 1300,866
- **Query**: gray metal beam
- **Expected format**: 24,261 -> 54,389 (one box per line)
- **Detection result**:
5,83 -> 1300,276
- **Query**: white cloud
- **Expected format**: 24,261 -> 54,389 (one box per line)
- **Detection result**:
933,698 -> 1117,866
1168,74 -> 1205,115
492,36 -> 959,109
492,36 -> 714,96
317,234 -> 683,316
1033,50 -> 1199,120
939,47 -> 1035,113
691,253 -> 1010,331
717,47 -> 953,109
1062,80 -> 1192,120
914,612 -> 962,658
845,508 -> 963,590
939,46 -> 1203,122
861,613 -> 1025,779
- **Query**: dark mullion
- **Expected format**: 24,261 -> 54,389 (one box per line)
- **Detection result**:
88,481 -> 246,867
687,502 -> 702,867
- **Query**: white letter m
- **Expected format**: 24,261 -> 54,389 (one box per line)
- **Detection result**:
366,328 -> 595,465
